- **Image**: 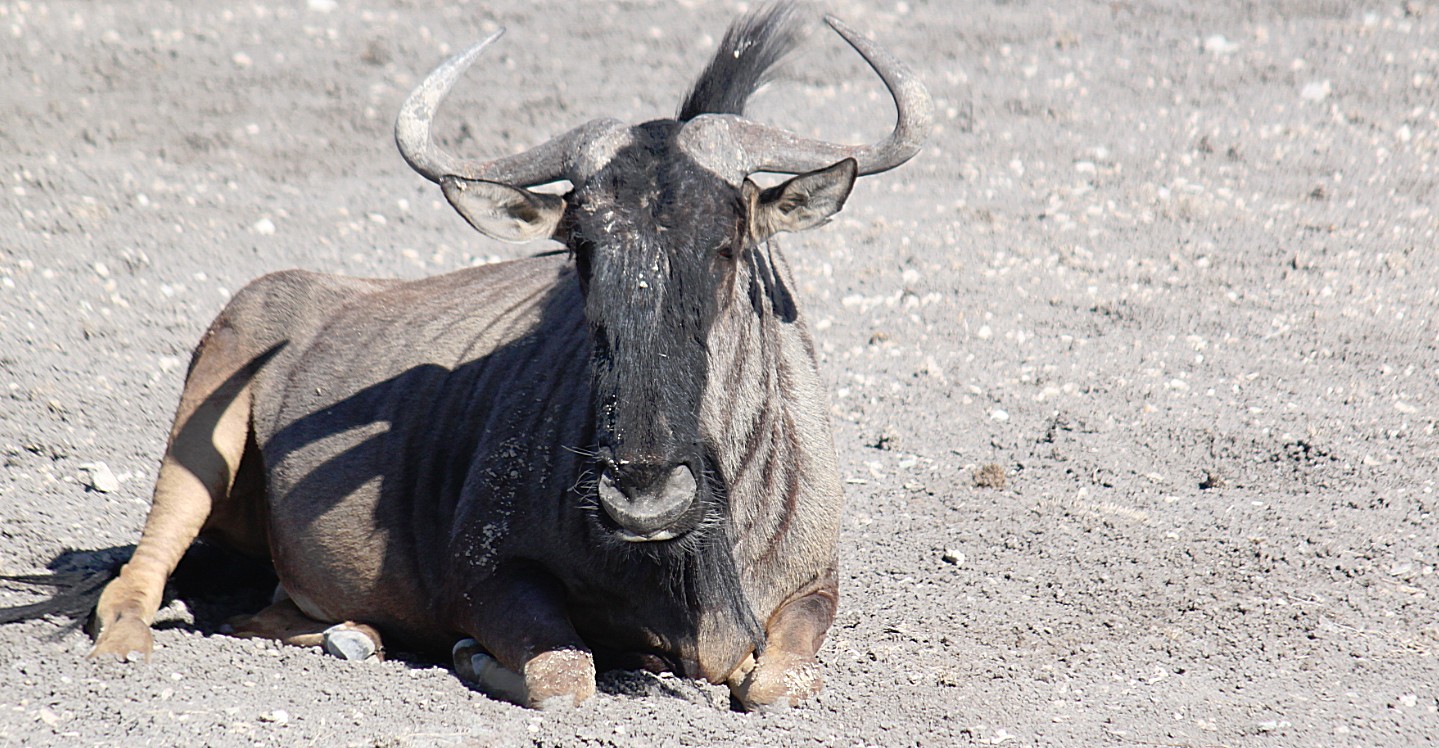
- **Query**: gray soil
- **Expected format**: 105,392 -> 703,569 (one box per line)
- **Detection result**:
2,1 -> 1437,745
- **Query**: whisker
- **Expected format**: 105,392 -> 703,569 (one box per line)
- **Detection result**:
561,443 -> 601,459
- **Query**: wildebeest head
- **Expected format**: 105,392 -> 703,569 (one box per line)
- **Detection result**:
395,4 -> 931,544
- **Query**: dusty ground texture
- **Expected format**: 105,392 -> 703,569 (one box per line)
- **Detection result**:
2,0 -> 1438,745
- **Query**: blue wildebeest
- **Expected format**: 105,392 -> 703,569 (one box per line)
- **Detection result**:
77,3 -> 930,709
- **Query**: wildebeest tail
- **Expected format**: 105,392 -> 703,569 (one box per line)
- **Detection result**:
0,568 -> 116,626
678,1 -> 807,121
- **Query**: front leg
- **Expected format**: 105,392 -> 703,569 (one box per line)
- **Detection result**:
728,569 -> 839,711
451,567 -> 595,709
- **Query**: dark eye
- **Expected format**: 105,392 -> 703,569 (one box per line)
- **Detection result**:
572,237 -> 596,288
715,241 -> 735,260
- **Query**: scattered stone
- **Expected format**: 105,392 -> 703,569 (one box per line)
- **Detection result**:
989,409 -> 1009,423
361,38 -> 393,66
1198,470 -> 1226,490
973,463 -> 1007,489
259,709 -> 289,724
323,625 -> 378,661
942,549 -> 965,566
154,598 -> 193,626
1202,34 -> 1238,55
1300,80 -> 1331,102
252,217 -> 276,235
77,462 -> 120,493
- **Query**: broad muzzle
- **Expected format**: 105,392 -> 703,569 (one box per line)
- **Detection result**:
597,463 -> 699,541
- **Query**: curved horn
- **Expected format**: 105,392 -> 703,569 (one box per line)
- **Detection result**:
679,15 -> 933,182
396,31 -> 622,187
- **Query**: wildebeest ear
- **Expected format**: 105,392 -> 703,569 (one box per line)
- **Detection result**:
440,176 -> 567,243
747,158 -> 858,239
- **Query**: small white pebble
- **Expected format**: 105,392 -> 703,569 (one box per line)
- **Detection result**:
1203,34 -> 1238,54
77,462 -> 120,493
990,409 -> 1009,423
252,217 -> 276,235
1300,80 -> 1331,102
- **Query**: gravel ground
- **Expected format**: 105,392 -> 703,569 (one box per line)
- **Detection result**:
2,0 -> 1437,745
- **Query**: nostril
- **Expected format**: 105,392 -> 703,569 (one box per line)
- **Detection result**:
660,463 -> 697,501
598,469 -> 626,500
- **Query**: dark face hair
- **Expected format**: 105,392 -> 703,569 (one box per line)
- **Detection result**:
569,122 -> 744,495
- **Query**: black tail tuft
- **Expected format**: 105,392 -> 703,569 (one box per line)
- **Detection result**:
678,1 -> 808,121
0,547 -> 131,626
0,542 -> 278,633
0,568 -> 119,626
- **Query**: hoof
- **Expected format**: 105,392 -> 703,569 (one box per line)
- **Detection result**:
453,638 -> 526,705
88,616 -> 153,662
322,625 -> 378,661
451,640 -> 594,708
730,655 -> 822,712
523,648 -> 596,708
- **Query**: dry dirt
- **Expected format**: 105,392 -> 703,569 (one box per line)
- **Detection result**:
3,1 -> 1438,746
